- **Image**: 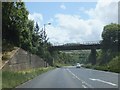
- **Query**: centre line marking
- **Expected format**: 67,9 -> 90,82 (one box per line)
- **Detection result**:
67,69 -> 93,88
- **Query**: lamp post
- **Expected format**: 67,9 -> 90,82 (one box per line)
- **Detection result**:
43,23 -> 51,43
43,22 -> 51,67
43,22 -> 51,32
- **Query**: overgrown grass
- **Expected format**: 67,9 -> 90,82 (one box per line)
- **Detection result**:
2,40 -> 16,61
2,67 -> 54,89
2,40 -> 15,53
82,64 -> 92,69
83,62 -> 120,73
53,63 -> 71,68
2,54 -> 10,61
82,53 -> 120,73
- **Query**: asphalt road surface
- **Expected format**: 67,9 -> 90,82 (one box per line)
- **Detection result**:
17,66 -> 118,88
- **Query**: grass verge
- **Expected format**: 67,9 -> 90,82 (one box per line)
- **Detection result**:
2,67 -> 55,89
82,64 -> 120,73
53,63 -> 71,68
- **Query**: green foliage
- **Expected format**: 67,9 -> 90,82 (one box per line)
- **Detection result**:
101,23 -> 119,52
86,23 -> 120,73
51,51 -> 72,65
2,40 -> 15,52
107,55 -> 120,73
2,54 -> 10,61
99,23 -> 119,65
2,2 -> 28,46
82,64 -> 92,68
93,65 -> 110,72
51,50 -> 90,66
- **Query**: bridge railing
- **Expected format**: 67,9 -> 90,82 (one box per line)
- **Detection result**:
52,40 -> 102,46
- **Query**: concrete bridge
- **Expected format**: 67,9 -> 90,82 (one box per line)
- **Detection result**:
49,40 -> 102,65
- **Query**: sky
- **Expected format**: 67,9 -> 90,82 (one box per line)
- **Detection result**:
25,0 -> 118,45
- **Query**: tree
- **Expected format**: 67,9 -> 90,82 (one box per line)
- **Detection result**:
39,28 -> 49,44
97,23 -> 120,65
26,20 -> 34,52
34,22 -> 39,34
101,23 -> 119,52
2,2 -> 29,46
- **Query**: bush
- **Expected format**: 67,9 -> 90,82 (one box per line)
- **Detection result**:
82,64 -> 92,68
108,56 -> 120,73
2,54 -> 10,61
93,65 -> 109,71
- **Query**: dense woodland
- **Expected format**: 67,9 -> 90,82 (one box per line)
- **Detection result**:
2,2 -> 120,72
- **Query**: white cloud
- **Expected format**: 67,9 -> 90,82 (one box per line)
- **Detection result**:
46,26 -> 70,44
46,0 -> 118,44
60,4 -> 66,10
28,13 -> 43,26
46,14 -> 104,44
29,0 -> 118,44
86,0 -> 118,24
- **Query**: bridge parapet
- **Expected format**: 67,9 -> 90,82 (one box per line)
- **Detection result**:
53,40 -> 102,47
81,40 -> 102,45
50,40 -> 102,51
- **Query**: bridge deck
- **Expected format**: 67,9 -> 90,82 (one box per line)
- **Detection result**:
49,44 -> 101,51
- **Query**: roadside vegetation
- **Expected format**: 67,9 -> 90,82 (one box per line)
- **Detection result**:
2,67 -> 54,88
82,23 -> 120,73
2,2 -> 53,65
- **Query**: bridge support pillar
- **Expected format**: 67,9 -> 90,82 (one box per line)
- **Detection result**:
91,48 -> 97,65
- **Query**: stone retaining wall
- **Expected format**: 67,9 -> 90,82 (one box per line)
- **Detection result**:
3,48 -> 48,71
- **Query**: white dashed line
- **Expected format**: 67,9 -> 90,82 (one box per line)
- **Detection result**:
82,81 -> 93,88
89,78 -> 118,87
82,85 -> 87,88
67,69 -> 93,88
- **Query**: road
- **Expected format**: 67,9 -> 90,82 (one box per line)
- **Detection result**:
17,66 -> 118,88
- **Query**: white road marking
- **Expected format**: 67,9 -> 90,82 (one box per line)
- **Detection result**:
72,76 -> 76,79
82,85 -> 87,88
82,81 -> 93,88
89,78 -> 118,87
67,69 -> 93,88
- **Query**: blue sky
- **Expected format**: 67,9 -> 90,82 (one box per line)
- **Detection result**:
25,2 -> 96,25
24,1 -> 118,44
